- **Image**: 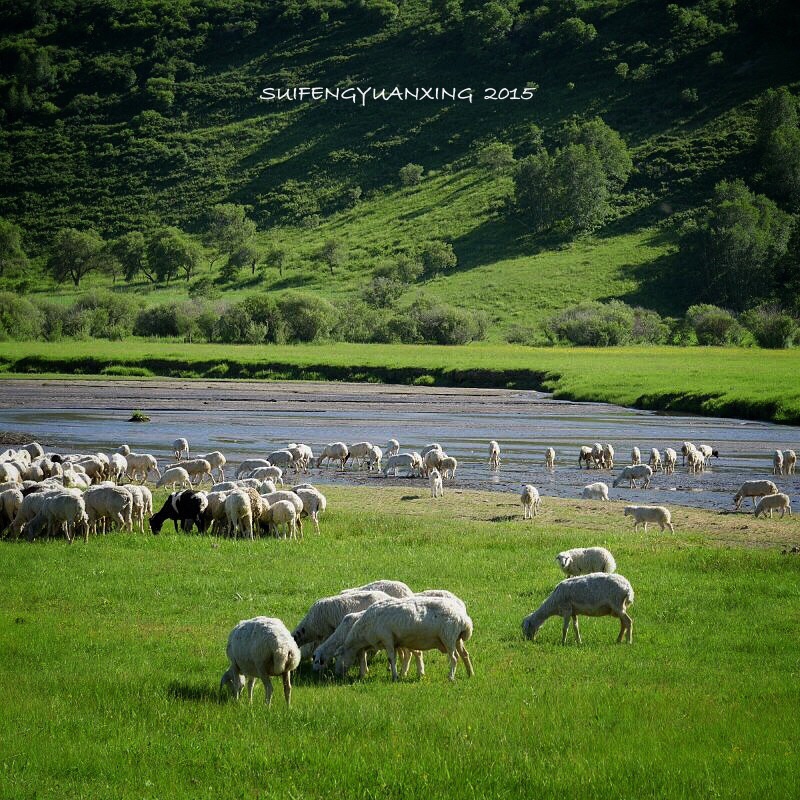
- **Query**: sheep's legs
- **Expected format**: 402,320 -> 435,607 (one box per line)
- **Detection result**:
282,671 -> 292,706
572,615 -> 582,645
399,648 -> 412,678
358,651 -> 369,678
617,612 -> 633,643
561,614 -> 570,645
262,677 -> 274,707
456,639 -> 474,677
385,642 -> 399,681
447,649 -> 459,681
414,650 -> 426,677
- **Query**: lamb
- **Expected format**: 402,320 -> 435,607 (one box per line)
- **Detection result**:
521,484 -> 541,519
429,468 -> 443,498
173,438 -> 189,460
236,459 -> 272,478
165,458 -> 212,486
346,442 -> 374,470
316,442 -> 349,471
197,451 -> 227,481
150,490 -> 208,535
733,480 -> 780,511
439,455 -> 457,479
648,448 -> 662,472
382,453 -> 418,478
125,453 -> 161,483
544,447 -> 556,470
555,547 -> 616,576
623,505 -> 674,533
385,439 -> 400,457
601,443 -> 615,469
83,485 -> 134,536
364,444 -> 383,472
26,492 -> 89,543
335,596 -> 474,682
126,484 -> 153,532
266,449 -> 297,472
773,449 -> 784,476
293,486 -> 327,535
262,499 -> 298,540
663,448 -> 677,474
0,487 -> 23,532
156,466 -> 191,491
292,590 -> 393,650
581,482 -> 609,501
287,443 -> 314,473
578,446 -> 594,469
224,491 -> 254,539
522,573 -> 634,645
248,466 -> 283,485
784,449 -> 797,476
108,453 -> 128,484
488,440 -> 500,469
754,493 -> 792,519
612,464 -> 653,489
220,617 -> 300,707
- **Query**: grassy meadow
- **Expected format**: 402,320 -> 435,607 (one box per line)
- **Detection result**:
1,485 -> 799,799
2,340 -> 800,425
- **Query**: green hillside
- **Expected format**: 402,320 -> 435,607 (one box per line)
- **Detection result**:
0,0 -> 798,340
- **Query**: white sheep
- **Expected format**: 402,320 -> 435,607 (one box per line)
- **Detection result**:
581,482 -> 609,501
108,453 -> 127,484
681,442 -> 695,466
429,468 -> 443,498
439,455 -> 457,479
340,580 -> 414,598
84,485 -> 134,536
623,505 -> 674,533
754,493 -> 792,519
601,443 -> 615,469
488,440 -> 500,469
591,443 -> 604,468
165,458 -> 212,486
293,487 -> 326,535
612,464 -> 653,489
663,448 -> 677,474
364,445 -> 383,472
21,442 -> 44,459
0,462 -> 21,484
382,453 -> 418,478
117,444 -> 131,457
522,573 -> 634,645
784,450 -> 797,476
631,446 -> 641,465
385,439 -> 400,457
197,451 -> 227,481
224,491 -> 253,539
773,450 -> 784,476
420,443 -> 442,458
0,487 -> 23,533
263,499 -> 299,539
698,444 -> 719,459
687,448 -> 706,473
267,449 -> 298,473
248,466 -> 283,485
335,596 -> 474,682
648,448 -> 662,472
220,617 -> 300,707
27,492 -> 89,543
236,458 -> 272,478
173,438 -> 189,460
156,466 -> 191,491
578,446 -> 594,469
316,442 -> 349,471
346,442 -> 374,470
521,484 -> 541,519
125,453 -> 161,483
733,480 -> 779,511
555,547 -> 616,576
126,484 -> 153,532
544,447 -> 556,470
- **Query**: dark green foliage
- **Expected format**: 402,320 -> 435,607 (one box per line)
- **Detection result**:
362,275 -> 402,308
188,276 -> 221,300
277,292 -> 337,342
418,241 -> 457,277
399,164 -> 424,186
47,228 -> 105,287
109,232 -> 150,283
408,300 -> 488,345
204,204 -> 258,274
685,304 -> 745,346
0,293 -> 42,340
476,140 -> 516,171
741,303 -> 797,348
539,17 -> 597,47
318,239 -> 345,276
147,226 -> 202,283
545,300 -> 669,346
134,301 -> 210,342
0,217 -> 29,278
72,290 -> 137,340
463,2 -> 514,52
374,253 -> 424,284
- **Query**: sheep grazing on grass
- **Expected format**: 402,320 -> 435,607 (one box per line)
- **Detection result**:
84,485 -> 134,536
293,486 -> 326,535
156,466 -> 191,491
0,488 -> 23,533
733,480 -> 779,511
125,453 -> 161,483
382,453 -> 418,478
754,493 -> 792,519
631,447 -> 641,465
335,596 -> 474,682
165,458 -> 212,486
150,491 -> 208,535
439,455 -> 457,479
249,466 -> 283,485
429,468 -> 443,498
578,446 -> 594,469
773,450 -> 784,476
521,484 -> 541,519
197,451 -> 227,481
663,448 -> 677,474
783,450 -> 797,476
555,547 -> 616,577
612,464 -> 653,489
488,440 -> 501,470
544,447 -> 556,470
173,438 -> 189,461
220,617 -> 300,707
26,492 -> 89,544
224,491 -> 254,540
316,442 -> 349,471
108,453 -> 127,484
262,499 -> 299,540
648,448 -> 662,472
340,580 -> 414,598
126,484 -> 153,532
523,573 -> 634,645
581,482 -> 609,502
623,505 -> 674,533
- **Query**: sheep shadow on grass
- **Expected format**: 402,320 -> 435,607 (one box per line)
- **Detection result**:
167,680 -> 228,704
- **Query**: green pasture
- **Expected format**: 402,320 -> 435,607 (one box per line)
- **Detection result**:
1,486 -> 799,799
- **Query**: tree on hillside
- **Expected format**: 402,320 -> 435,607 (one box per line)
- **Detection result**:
263,245 -> 286,277
0,217 -> 29,278
419,241 -> 458,277
204,204 -> 258,272
319,239 -> 345,276
47,228 -> 105,287
220,240 -> 259,282
109,231 -> 152,283
147,226 -> 201,283
551,144 -> 610,233
756,87 -> 798,151
463,2 -> 514,52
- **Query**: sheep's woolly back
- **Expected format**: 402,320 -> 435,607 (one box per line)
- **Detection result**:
734,480 -> 779,500
341,580 -> 414,598
293,590 -> 392,646
555,547 -> 616,576
754,493 -> 791,517
224,616 -> 300,679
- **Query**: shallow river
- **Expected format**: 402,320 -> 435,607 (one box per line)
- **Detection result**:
0,379 -> 797,511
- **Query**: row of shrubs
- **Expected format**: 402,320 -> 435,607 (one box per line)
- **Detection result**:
511,300 -> 798,349
0,291 -> 489,346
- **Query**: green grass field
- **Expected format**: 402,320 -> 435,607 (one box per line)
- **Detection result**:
1,486 -> 799,799
2,340 -> 800,425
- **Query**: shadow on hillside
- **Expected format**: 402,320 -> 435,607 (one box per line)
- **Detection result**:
450,216 -> 545,272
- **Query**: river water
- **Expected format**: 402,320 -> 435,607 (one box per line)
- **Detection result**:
0,379 -> 796,511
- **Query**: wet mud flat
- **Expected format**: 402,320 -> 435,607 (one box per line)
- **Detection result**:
0,378 -> 797,511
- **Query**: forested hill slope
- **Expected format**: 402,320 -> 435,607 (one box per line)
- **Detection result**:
0,0 -> 799,342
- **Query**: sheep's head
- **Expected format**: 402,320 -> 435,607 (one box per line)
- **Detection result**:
555,553 -> 571,572
335,649 -> 356,676
522,615 -> 540,641
623,507 -> 632,517
149,515 -> 163,535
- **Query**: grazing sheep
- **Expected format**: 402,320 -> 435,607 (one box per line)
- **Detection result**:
293,487 -> 326,535
555,547 -> 616,577
733,480 -> 780,511
27,492 -> 89,543
267,450 -> 297,473
108,453 -> 128,484
340,580 -> 414,598
578,446 -> 594,469
623,505 -> 674,533
784,450 -> 797,476
601,443 -> 615,469
429,468 -> 443,498
581,482 -> 609,501
262,499 -> 299,539
591,443 -> 604,468
293,590 -> 393,650
698,444 -> 719,459
0,462 -> 21,484
439,455 -> 457,479
225,491 -> 254,539
125,453 -> 161,483
420,443 -> 442,458
687,448 -> 706,473
681,442 -> 695,466
261,490 -> 303,516
612,464 -> 653,489
10,489 -> 64,538
220,617 -> 300,707
165,458 -> 212,486
522,573 -> 634,645
754,493 -> 792,519
773,450 -> 784,476
0,487 -> 23,533
648,448 -> 662,472
312,611 -> 366,674
421,448 -> 445,478
336,596 -> 474,682
382,453 -> 418,478
316,442 -> 349,471
521,484 -> 541,519
126,484 -> 153,532
150,490 -> 208,535
84,485 -> 134,536
346,442 -> 374,470
631,447 -> 641,465
202,490 -> 231,535
236,459 -> 272,479
156,466 -> 192,491
544,447 -> 556,470
197,451 -> 227,481
385,439 -> 400,457
249,466 -> 283,485
488,440 -> 500,470
364,444 -> 383,472
173,438 -> 189,461
663,448 -> 677,474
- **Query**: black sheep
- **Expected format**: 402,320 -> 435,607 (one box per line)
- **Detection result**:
149,490 -> 208,534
